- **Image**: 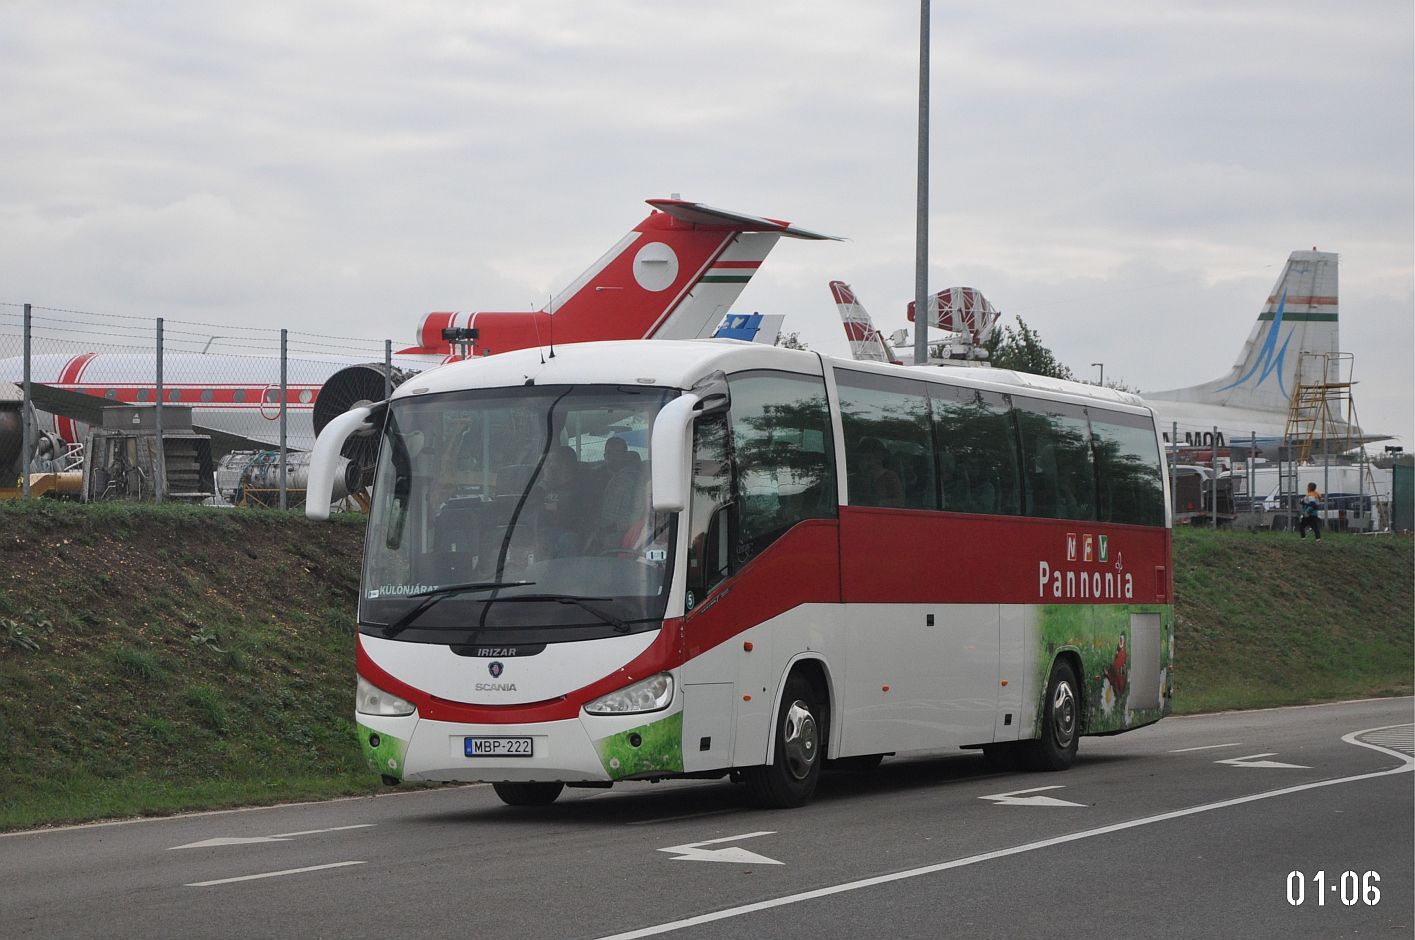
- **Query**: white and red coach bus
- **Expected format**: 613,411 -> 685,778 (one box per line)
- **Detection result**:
309,339 -> 1172,807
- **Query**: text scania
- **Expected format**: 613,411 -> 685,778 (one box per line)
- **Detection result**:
475,682 -> 518,692
1038,561 -> 1134,600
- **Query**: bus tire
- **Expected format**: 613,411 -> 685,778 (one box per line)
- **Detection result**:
1024,659 -> 1080,771
744,674 -> 823,808
492,781 -> 564,806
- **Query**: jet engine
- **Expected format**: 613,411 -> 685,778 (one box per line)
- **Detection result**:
313,363 -> 412,490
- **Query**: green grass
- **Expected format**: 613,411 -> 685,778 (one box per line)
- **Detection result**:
113,646 -> 166,683
0,502 -> 382,832
0,502 -> 1409,831
1171,527 -> 1413,713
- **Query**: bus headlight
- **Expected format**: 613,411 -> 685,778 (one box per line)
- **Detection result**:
584,673 -> 674,716
357,675 -> 415,717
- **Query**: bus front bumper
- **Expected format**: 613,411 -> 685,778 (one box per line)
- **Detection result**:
356,708 -> 685,784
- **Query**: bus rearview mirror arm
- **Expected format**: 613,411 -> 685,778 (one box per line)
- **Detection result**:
306,403 -> 384,520
650,393 -> 702,514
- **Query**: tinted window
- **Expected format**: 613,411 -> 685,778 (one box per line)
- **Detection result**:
1092,410 -> 1165,526
686,414 -> 733,601
836,370 -> 937,509
1014,397 -> 1096,521
727,371 -> 837,562
930,384 -> 1023,515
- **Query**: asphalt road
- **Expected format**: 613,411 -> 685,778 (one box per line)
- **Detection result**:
3,697 -> 1410,939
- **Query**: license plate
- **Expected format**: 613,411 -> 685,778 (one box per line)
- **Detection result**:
465,736 -> 534,758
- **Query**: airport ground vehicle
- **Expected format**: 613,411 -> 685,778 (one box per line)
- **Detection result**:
310,340 -> 1173,807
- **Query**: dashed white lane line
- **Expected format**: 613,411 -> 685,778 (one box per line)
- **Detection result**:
169,823 -> 374,850
1169,742 -> 1244,752
593,724 -> 1414,940
186,861 -> 366,887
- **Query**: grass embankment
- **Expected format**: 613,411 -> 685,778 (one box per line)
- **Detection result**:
0,503 -> 379,830
1171,526 -> 1413,713
0,504 -> 1410,831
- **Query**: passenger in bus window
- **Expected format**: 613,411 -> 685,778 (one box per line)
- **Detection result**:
535,445 -> 590,557
938,450 -> 968,510
604,435 -> 634,476
589,448 -> 649,553
855,437 -> 903,507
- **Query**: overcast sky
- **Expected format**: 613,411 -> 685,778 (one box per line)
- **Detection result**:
2,1 -> 1411,443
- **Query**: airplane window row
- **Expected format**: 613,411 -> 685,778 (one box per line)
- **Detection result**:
95,388 -> 316,404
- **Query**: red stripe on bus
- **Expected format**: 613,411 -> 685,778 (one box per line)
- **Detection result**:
355,512 -> 1172,724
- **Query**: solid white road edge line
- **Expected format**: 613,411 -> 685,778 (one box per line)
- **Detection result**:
185,861 -> 366,887
592,724 -> 1414,940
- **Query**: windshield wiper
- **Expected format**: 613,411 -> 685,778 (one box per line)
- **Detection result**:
381,581 -> 536,638
484,593 -> 633,633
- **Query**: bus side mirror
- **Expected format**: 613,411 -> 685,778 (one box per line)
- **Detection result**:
306,405 -> 381,520
650,394 -> 700,513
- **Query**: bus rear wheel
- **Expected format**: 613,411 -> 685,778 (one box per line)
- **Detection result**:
493,781 -> 564,806
1024,659 -> 1080,771
744,674 -> 823,808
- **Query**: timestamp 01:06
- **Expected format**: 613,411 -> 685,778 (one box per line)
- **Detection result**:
1286,870 -> 1380,906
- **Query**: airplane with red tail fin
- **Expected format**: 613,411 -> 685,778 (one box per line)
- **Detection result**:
1,199 -> 838,486
404,199 -> 838,358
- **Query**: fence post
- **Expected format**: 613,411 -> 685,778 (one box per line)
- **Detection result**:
279,328 -> 288,511
1169,421 -> 1177,521
21,304 -> 31,498
384,340 -> 393,400
1211,425 -> 1218,529
154,318 -> 165,504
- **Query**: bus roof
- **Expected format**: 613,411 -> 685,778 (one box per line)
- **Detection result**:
395,339 -> 1150,416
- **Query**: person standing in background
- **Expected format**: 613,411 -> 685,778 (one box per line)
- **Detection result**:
1298,482 -> 1324,541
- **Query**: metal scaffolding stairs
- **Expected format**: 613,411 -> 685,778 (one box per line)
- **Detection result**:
1283,352 -> 1361,464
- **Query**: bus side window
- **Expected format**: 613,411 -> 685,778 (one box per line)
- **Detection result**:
835,369 -> 936,510
686,413 -> 733,603
726,370 -> 836,566
929,384 -> 1022,515
1091,410 -> 1166,526
1013,396 -> 1096,522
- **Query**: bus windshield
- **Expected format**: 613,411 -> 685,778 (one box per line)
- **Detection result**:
360,383 -> 678,645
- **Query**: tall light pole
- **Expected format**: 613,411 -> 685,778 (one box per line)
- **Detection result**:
912,0 -> 931,368
1092,362 -> 1104,387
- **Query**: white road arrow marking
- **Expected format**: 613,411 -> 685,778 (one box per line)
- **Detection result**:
1169,742 -> 1245,752
979,785 -> 1086,807
169,823 -> 374,850
658,831 -> 783,865
1215,752 -> 1311,769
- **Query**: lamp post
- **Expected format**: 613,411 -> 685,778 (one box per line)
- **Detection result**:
1092,362 -> 1104,387
912,0 -> 931,369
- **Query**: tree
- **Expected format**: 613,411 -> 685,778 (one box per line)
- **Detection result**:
982,315 -> 1075,380
775,331 -> 809,351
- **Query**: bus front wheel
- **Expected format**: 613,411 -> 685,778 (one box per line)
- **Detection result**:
744,674 -> 823,808
1024,659 -> 1080,771
493,781 -> 564,806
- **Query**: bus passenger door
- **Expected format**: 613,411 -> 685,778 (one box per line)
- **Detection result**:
679,413 -> 738,772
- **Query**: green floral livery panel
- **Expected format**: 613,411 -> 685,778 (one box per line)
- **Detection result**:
358,723 -> 410,780
593,711 -> 685,780
1034,604 -> 1173,736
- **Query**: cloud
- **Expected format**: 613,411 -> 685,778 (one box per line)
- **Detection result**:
0,0 -> 1408,440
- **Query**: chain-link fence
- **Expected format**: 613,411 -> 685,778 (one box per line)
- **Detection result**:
1,300 -> 414,508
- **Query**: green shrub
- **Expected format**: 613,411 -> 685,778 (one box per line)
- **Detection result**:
186,683 -> 231,734
113,647 -> 165,682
